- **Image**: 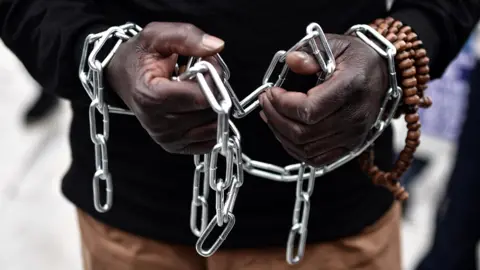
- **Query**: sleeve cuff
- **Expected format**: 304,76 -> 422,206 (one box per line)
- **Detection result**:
390,9 -> 443,78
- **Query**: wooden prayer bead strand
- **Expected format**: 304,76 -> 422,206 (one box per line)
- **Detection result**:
358,18 -> 433,201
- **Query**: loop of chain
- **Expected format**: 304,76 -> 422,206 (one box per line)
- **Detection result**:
79,24 -> 141,212
228,23 -> 336,119
286,164 -> 316,264
79,22 -> 400,265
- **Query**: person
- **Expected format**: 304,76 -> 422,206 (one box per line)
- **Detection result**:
0,1 -> 478,269
415,50 -> 480,270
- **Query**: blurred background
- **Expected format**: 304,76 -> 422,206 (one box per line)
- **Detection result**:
0,24 -> 479,270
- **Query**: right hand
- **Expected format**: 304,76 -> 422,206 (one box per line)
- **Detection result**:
106,22 -> 225,154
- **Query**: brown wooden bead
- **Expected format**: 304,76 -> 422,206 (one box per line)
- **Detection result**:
403,87 -> 417,97
417,84 -> 428,91
374,18 -> 385,25
389,27 -> 399,34
407,130 -> 421,140
405,113 -> 419,123
395,166 -> 407,176
368,166 -> 379,177
415,48 -> 427,59
407,32 -> 418,42
373,171 -> 387,185
402,77 -> 417,88
394,40 -> 407,51
400,152 -> 413,163
404,95 -> 420,105
399,25 -> 412,33
384,172 -> 394,183
403,146 -> 416,155
402,66 -> 416,77
385,33 -> 397,42
405,42 -> 413,50
417,65 -> 430,75
412,40 -> 423,49
396,51 -> 410,61
385,17 -> 395,24
379,22 -> 390,30
378,27 -> 388,36
399,150 -> 412,161
395,186 -> 409,201
416,56 -> 430,66
407,122 -> 421,131
399,58 -> 414,69
406,139 -> 420,148
395,160 -> 408,170
397,32 -> 407,41
421,96 -> 433,108
392,21 -> 403,29
417,74 -> 430,84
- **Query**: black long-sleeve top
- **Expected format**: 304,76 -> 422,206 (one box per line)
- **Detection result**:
1,0 -> 479,248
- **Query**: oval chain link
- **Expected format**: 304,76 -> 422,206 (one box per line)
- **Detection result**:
80,22 -> 400,265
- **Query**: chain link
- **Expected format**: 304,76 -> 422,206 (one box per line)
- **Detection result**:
79,22 -> 400,265
79,24 -> 140,212
286,164 -> 316,264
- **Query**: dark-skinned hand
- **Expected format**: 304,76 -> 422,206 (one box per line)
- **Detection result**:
259,34 -> 388,167
106,22 -> 226,154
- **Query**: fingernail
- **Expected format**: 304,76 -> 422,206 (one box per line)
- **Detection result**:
202,34 -> 225,50
260,93 -> 268,107
296,51 -> 309,61
259,111 -> 268,123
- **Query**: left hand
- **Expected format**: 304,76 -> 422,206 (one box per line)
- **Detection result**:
259,33 -> 388,167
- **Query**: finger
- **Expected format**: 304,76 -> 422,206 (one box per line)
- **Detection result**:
147,110 -> 216,141
307,148 -> 348,167
141,22 -> 224,57
182,121 -> 217,144
285,51 -> 320,75
264,117 -> 347,160
304,69 -> 363,124
142,80 -> 211,112
263,87 -> 309,123
259,92 -> 311,144
140,54 -> 178,79
181,140 -> 217,155
167,109 -> 217,131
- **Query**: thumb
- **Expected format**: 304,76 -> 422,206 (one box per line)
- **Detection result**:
141,22 -> 225,57
285,51 -> 321,75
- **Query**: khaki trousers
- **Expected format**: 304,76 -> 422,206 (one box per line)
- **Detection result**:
78,203 -> 401,270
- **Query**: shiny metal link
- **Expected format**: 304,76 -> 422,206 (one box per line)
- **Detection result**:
190,154 -> 211,237
230,23 -> 335,119
79,24 -> 142,213
286,164 -> 316,264
195,124 -> 243,257
79,22 -> 400,265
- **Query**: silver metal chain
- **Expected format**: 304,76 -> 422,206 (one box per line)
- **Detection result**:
79,22 -> 401,265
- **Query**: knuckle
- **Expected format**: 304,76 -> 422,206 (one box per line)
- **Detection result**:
134,85 -> 167,106
297,101 -> 317,125
301,144 -> 314,160
139,22 -> 158,42
178,23 -> 198,41
291,124 -> 309,144
351,72 -> 369,92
